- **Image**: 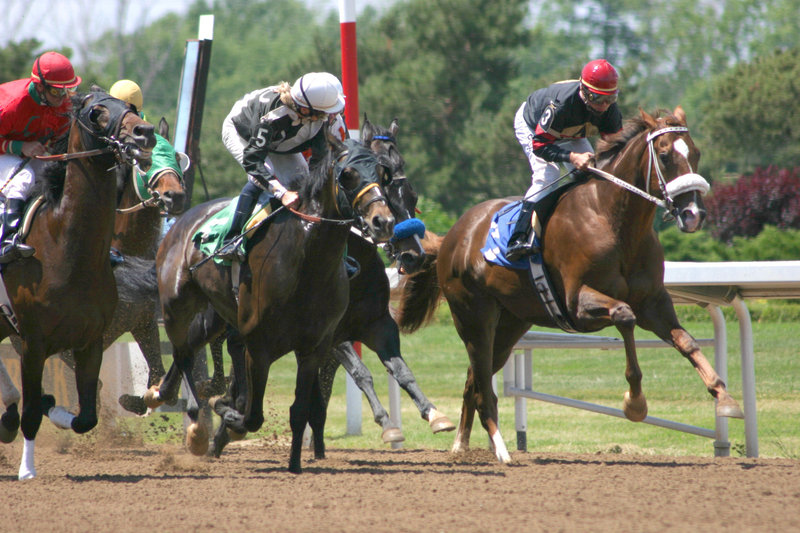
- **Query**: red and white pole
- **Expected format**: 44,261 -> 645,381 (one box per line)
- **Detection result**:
339,0 -> 359,140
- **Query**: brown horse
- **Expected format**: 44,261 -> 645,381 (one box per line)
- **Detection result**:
152,133 -> 394,472
207,117 -> 452,455
0,91 -> 155,479
395,106 -> 744,463
33,118 -> 187,410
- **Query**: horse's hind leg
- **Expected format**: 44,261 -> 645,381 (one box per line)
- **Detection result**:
362,319 -> 455,434
0,358 -> 21,443
330,342 -> 403,443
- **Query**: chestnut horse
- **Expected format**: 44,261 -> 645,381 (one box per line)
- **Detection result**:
0,91 -> 154,479
151,133 -> 395,472
395,107 -> 744,463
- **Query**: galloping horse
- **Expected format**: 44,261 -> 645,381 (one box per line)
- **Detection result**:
29,118 -> 187,410
207,117 -> 452,455
152,131 -> 395,472
0,91 -> 154,479
395,107 -> 744,463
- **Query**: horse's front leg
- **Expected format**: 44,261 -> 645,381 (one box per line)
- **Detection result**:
638,291 -> 744,419
68,342 -> 103,433
576,286 -> 647,421
288,351 -> 326,473
17,344 -> 46,480
330,342 -> 403,443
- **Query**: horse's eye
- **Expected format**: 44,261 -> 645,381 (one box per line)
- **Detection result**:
379,165 -> 392,185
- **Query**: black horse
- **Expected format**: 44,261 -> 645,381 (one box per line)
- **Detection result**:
207,118 -> 453,456
151,130 -> 395,472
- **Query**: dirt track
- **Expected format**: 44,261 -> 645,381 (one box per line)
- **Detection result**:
2,426 -> 798,533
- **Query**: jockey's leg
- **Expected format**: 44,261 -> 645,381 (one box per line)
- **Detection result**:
217,181 -> 262,262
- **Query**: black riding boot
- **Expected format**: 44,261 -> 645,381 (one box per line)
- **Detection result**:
0,199 -> 34,264
217,185 -> 261,262
505,200 -> 539,261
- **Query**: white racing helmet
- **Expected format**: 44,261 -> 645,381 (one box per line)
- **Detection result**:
290,72 -> 345,114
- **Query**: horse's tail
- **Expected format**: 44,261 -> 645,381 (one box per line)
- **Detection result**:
392,230 -> 444,334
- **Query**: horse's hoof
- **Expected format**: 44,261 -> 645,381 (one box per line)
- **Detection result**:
716,397 -> 745,419
227,428 -> 247,441
428,411 -> 456,433
143,386 -> 164,409
623,390 -> 648,422
118,394 -> 148,416
381,427 -> 405,443
186,422 -> 209,456
0,403 -> 20,443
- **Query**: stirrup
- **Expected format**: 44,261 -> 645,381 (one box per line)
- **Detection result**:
216,239 -> 245,262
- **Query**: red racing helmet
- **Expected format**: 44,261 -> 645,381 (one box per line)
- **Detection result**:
580,59 -> 618,95
30,52 -> 82,89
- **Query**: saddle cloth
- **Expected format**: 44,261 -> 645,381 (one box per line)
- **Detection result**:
191,191 -> 275,265
480,201 -> 541,269
481,201 -> 577,332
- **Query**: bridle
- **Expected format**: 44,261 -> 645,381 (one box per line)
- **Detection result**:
116,167 -> 185,214
587,124 -> 709,219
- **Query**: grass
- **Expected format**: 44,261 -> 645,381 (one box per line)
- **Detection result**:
121,302 -> 799,459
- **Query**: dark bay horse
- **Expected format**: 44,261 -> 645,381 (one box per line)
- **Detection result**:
0,91 -> 155,479
395,106 -> 744,463
31,118 -> 187,410
208,117 -> 452,454
152,132 -> 395,472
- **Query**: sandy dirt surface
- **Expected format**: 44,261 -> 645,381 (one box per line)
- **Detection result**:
1,424 -> 798,533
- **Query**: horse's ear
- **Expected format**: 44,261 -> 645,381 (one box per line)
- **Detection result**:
326,127 -> 347,154
90,84 -> 106,94
390,118 -> 399,140
673,105 -> 687,125
361,114 -> 374,144
639,108 -> 658,129
158,117 -> 170,139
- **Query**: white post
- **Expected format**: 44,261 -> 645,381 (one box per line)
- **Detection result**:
345,372 -> 362,435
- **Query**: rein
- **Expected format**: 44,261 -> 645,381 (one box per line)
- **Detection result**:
586,124 -> 709,214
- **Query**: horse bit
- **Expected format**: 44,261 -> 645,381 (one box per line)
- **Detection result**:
587,125 -> 710,219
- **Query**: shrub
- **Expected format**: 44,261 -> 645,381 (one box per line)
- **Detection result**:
705,166 -> 800,244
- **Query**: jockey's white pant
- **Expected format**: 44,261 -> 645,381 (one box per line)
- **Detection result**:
0,154 -> 46,202
514,102 -> 593,203
221,117 -> 308,190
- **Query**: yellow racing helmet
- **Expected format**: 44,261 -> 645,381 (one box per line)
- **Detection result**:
109,79 -> 144,112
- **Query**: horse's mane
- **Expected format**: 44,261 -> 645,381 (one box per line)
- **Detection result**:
299,141 -> 334,204
595,109 -> 674,168
32,93 -> 85,205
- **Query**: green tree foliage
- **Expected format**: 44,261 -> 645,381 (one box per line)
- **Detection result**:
660,225 -> 800,262
0,39 -> 45,83
696,49 -> 800,178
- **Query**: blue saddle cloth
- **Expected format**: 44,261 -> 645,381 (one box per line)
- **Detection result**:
480,201 -> 541,270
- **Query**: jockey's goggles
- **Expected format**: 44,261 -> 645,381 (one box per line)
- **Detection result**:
582,87 -> 617,106
297,105 -> 328,120
45,85 -> 76,98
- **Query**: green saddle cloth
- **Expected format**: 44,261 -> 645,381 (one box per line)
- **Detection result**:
191,191 -> 274,265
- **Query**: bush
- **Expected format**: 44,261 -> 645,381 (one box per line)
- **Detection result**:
705,166 -> 800,243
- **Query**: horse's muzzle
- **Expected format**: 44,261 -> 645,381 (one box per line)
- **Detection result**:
676,204 -> 706,233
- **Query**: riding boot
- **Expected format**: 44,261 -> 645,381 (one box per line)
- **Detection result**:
217,187 -> 261,262
0,199 -> 34,264
505,200 -> 539,261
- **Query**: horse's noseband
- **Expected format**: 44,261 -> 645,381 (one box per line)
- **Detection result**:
645,125 -> 710,216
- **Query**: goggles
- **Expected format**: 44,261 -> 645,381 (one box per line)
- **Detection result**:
582,86 -> 617,106
297,105 -> 327,120
45,85 -> 76,98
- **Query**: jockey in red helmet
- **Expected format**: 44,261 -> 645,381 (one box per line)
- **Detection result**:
0,52 -> 82,263
506,59 -> 623,261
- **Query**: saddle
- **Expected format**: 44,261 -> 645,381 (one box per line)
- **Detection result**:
482,181 -> 586,333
